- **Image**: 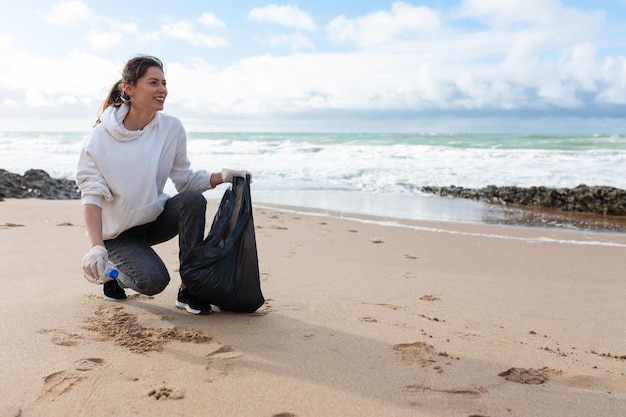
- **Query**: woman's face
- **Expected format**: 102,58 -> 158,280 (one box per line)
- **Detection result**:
125,66 -> 167,113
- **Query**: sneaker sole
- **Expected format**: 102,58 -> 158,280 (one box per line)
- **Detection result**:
175,300 -> 208,315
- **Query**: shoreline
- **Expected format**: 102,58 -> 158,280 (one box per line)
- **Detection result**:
232,189 -> 626,235
2,168 -> 626,234
252,201 -> 626,248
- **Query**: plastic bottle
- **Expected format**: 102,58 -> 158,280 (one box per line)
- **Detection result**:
96,261 -> 119,284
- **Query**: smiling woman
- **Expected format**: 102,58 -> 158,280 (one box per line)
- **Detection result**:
94,55 -> 167,129
75,54 -> 250,313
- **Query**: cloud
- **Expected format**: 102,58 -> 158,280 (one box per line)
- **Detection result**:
597,56 -> 626,104
248,4 -> 317,31
327,2 -> 441,47
0,52 -> 118,108
44,0 -> 90,26
258,33 -> 314,50
137,31 -> 161,43
0,33 -> 11,49
1,98 -> 19,108
85,29 -> 123,49
161,20 -> 229,47
198,12 -> 226,29
0,0 -> 624,132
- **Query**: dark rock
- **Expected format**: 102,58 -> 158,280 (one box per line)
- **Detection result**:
421,184 -> 626,216
0,169 -> 80,201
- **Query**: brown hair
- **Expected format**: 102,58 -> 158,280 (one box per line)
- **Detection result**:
94,55 -> 164,126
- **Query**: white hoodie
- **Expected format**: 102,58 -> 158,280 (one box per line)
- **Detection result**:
76,103 -> 212,239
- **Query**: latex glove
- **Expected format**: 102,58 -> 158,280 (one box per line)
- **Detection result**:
82,245 -> 108,283
222,168 -> 252,183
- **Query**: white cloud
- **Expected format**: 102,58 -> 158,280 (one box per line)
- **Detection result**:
161,20 -> 229,47
44,1 -> 90,26
137,31 -> 161,43
261,33 -> 314,50
327,2 -> 441,47
597,56 -> 626,104
198,12 -> 226,29
0,33 -> 11,49
85,29 -> 122,49
24,90 -> 51,107
105,18 -> 140,36
167,52 -> 461,116
559,42 -> 598,92
0,52 -> 118,108
1,98 -> 19,108
248,4 -> 317,31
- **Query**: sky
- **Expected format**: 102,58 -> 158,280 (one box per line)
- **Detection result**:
0,0 -> 625,133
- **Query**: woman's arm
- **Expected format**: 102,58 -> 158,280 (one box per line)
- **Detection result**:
81,203 -> 109,279
83,203 -> 105,247
210,171 -> 224,188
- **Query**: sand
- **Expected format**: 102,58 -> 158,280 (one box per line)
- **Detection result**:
1,198 -> 625,417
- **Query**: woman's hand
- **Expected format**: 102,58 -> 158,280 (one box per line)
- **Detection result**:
222,168 -> 252,183
82,245 -> 108,282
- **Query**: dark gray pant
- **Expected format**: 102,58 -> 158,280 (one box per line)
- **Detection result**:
104,191 -> 207,295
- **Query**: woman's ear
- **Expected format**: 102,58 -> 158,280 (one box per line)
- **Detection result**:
123,82 -> 132,98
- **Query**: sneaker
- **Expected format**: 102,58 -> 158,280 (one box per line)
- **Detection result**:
102,279 -> 127,301
176,288 -> 212,315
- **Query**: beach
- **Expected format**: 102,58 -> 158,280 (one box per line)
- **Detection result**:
1,197 -> 625,417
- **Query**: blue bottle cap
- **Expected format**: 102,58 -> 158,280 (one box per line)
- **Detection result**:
109,269 -> 119,279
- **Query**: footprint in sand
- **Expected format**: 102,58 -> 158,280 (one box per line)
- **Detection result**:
74,358 -> 106,371
498,367 -> 561,384
39,329 -> 85,347
205,345 -> 243,383
394,341 -> 460,373
395,341 -> 432,355
37,371 -> 84,403
38,358 -> 107,402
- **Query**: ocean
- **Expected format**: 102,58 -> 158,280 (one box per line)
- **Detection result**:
1,131 -> 625,233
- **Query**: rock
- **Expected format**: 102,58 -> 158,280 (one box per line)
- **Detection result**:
421,185 -> 626,216
0,169 -> 80,201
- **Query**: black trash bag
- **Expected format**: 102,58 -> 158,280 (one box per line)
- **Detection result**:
180,174 -> 264,313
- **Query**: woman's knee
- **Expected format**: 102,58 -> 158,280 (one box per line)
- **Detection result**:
110,249 -> 171,295
126,271 -> 170,296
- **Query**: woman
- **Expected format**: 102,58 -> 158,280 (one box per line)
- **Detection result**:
76,55 -> 248,315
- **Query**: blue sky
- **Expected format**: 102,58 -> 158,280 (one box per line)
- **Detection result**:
1,0 -> 625,133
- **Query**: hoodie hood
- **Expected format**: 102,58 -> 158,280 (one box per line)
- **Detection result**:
101,103 -> 160,142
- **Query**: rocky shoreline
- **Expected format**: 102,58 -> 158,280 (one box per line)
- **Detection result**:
421,184 -> 626,216
1,169 -> 625,218
0,169 -> 80,201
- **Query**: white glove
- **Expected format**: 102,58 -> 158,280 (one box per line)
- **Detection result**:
222,168 -> 252,183
82,245 -> 108,283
